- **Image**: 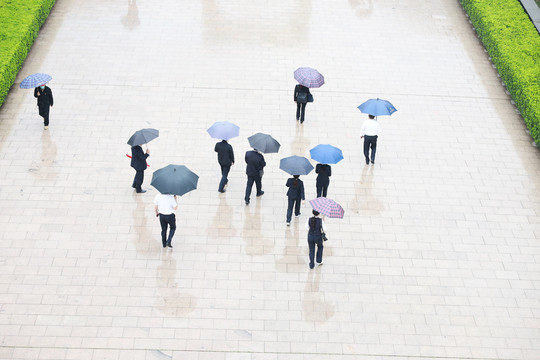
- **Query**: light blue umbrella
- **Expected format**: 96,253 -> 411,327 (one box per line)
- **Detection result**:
207,121 -> 240,140
20,73 -> 52,89
309,144 -> 344,164
279,155 -> 314,175
357,98 -> 397,116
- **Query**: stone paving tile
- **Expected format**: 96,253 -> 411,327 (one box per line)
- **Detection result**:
1,0 -> 540,359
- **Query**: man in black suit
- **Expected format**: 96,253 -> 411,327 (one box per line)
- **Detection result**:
244,149 -> 266,205
315,164 -> 331,197
131,145 -> 150,193
214,140 -> 235,193
294,84 -> 311,123
34,85 -> 53,129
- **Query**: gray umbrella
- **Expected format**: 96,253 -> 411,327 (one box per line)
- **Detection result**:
279,155 -> 314,175
150,164 -> 199,196
127,128 -> 159,146
247,133 -> 280,154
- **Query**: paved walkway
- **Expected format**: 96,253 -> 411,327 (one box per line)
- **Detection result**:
1,0 -> 539,359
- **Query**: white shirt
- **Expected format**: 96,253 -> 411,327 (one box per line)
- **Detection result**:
154,194 -> 178,215
305,216 -> 327,231
360,119 -> 382,136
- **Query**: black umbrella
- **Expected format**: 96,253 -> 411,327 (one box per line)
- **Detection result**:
247,133 -> 280,154
150,164 -> 199,196
127,128 -> 159,146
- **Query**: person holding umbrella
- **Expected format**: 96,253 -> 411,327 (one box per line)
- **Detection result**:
360,114 -> 382,165
315,164 -> 331,197
305,210 -> 327,269
154,194 -> 178,248
293,84 -> 311,123
34,83 -> 53,129
215,140 -> 234,193
244,148 -> 266,205
131,145 -> 150,193
286,175 -> 305,226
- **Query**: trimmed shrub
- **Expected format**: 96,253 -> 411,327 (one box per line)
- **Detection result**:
0,0 -> 56,108
459,0 -> 540,145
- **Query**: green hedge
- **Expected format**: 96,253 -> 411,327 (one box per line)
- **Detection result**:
459,0 -> 540,145
0,0 -> 56,108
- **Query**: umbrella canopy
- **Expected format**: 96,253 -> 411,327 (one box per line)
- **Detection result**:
206,121 -> 240,140
309,144 -> 344,164
20,73 -> 52,89
248,133 -> 280,154
357,98 -> 397,116
127,128 -> 159,146
309,197 -> 345,219
279,155 -> 314,176
294,67 -> 325,88
151,164 -> 199,196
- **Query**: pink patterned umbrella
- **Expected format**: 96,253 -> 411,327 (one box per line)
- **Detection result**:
294,67 -> 325,88
309,197 -> 344,218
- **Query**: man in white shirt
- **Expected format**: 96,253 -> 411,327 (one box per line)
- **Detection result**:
360,114 -> 382,165
154,194 -> 178,248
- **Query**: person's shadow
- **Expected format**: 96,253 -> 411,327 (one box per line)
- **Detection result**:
348,0 -> 374,17
291,120 -> 310,156
302,270 -> 335,322
155,251 -> 196,316
242,199 -> 273,256
275,216 -> 303,272
131,193 -> 158,256
121,0 -> 140,29
208,196 -> 237,239
350,164 -> 384,215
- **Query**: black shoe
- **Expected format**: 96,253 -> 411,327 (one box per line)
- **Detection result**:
245,200 -> 250,205
256,191 -> 264,197
162,244 -> 166,248
167,242 -> 172,248
371,161 -> 375,165
136,189 -> 147,193
218,190 -> 226,193
300,120 -> 304,124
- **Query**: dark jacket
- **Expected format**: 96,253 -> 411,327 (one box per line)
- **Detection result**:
245,150 -> 266,177
286,177 -> 305,200
316,164 -> 331,186
130,145 -> 149,171
34,86 -> 53,108
294,84 -> 310,102
214,140 -> 235,166
308,217 -> 323,237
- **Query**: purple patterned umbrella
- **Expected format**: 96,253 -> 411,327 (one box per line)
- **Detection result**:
294,67 -> 325,88
309,197 -> 344,219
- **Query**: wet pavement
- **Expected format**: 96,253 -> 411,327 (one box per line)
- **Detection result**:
1,0 -> 540,359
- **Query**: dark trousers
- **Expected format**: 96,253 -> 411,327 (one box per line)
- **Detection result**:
132,170 -> 144,192
218,165 -> 230,191
316,183 -> 328,198
307,235 -> 323,268
159,213 -> 176,247
286,197 -> 302,222
39,106 -> 50,126
363,135 -> 378,164
296,102 -> 307,122
245,175 -> 262,202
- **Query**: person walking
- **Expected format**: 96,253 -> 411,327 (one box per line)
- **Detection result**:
154,193 -> 178,248
294,84 -> 311,123
34,84 -> 53,129
286,175 -> 305,225
214,139 -> 235,193
305,210 -> 327,269
244,148 -> 266,205
360,114 -> 382,165
131,144 -> 150,193
315,163 -> 331,197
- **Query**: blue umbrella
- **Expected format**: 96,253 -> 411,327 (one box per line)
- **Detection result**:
207,121 -> 240,140
20,73 -> 52,89
280,155 -> 314,175
127,128 -> 159,146
151,164 -> 199,196
248,133 -> 280,154
309,144 -> 344,164
357,98 -> 397,116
